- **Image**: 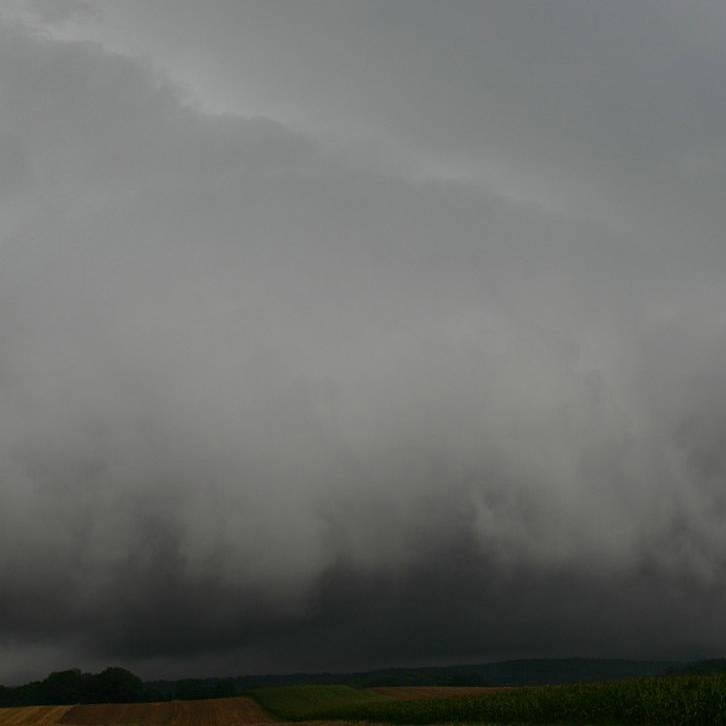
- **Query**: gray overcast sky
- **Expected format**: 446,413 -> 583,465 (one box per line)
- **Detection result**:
1,0 -> 726,683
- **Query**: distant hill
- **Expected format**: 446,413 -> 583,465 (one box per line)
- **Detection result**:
346,658 -> 676,686
147,657 -> 680,699
664,658 -> 726,676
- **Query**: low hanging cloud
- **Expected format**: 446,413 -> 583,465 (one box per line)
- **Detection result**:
1,3 -> 726,683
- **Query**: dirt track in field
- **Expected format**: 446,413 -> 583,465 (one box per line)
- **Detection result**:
0,696 -> 273,725
373,685 -> 513,700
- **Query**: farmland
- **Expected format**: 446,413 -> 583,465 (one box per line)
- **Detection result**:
0,696 -> 273,725
373,686 -> 513,700
275,676 -> 726,724
0,705 -> 72,725
248,685 -> 390,720
3,676 -> 726,724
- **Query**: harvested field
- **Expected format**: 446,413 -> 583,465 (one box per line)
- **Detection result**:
59,696 -> 273,725
0,696 -> 273,726
373,686 -> 513,700
0,706 -> 71,725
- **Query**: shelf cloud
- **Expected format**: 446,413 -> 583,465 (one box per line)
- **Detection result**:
1,1 -> 726,683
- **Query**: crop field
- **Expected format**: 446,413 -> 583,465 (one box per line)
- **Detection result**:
5,676 -> 726,724
248,685 -> 390,720
0,706 -> 72,725
0,696 -> 273,725
301,675 -> 726,724
373,686 -> 513,700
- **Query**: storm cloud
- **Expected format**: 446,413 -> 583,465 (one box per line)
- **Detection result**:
1,1 -> 726,683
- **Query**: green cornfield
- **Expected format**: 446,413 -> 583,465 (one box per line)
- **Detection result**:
250,676 -> 726,724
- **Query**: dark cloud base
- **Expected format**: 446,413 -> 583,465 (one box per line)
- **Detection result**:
2,518 -> 723,677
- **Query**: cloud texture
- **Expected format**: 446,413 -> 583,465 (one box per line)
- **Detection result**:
1,1 -> 726,683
